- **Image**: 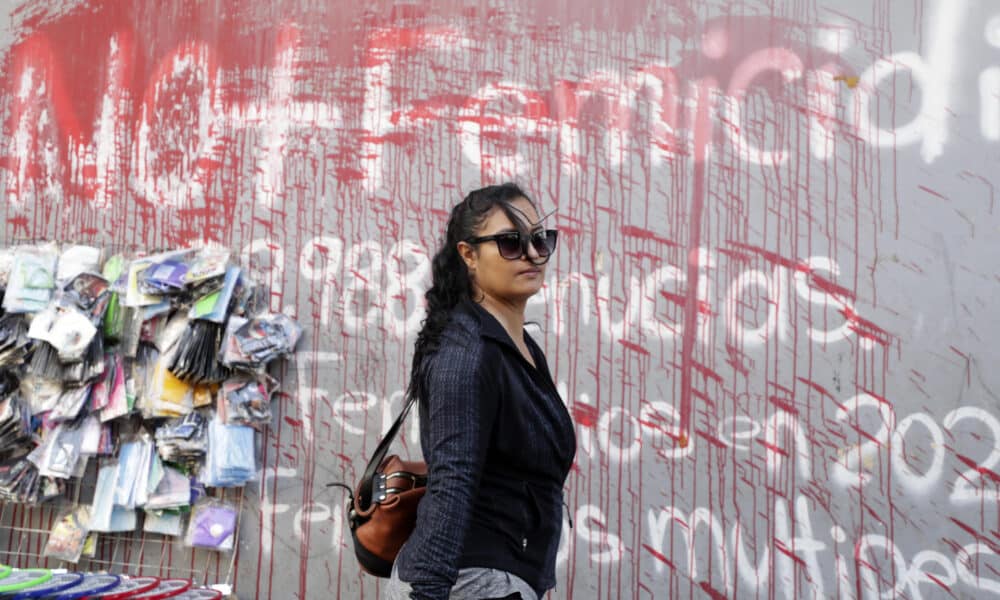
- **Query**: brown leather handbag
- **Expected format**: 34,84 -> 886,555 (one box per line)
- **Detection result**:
329,395 -> 426,577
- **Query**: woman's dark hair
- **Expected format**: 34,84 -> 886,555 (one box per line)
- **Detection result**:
407,182 -> 535,401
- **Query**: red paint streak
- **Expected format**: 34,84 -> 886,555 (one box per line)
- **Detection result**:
698,581 -> 728,600
797,377 -> 839,402
572,402 -> 598,428
642,544 -> 676,570
774,539 -> 807,568
621,225 -> 678,246
925,572 -> 952,592
954,454 -> 1000,484
807,272 -> 855,302
691,388 -> 716,409
618,339 -> 650,356
768,395 -> 799,415
724,343 -> 751,375
949,518 -> 1000,553
917,184 -> 948,201
841,307 -> 892,345
726,241 -> 803,271
690,361 -> 724,385
757,439 -> 789,457
677,78 -> 714,440
695,429 -> 729,449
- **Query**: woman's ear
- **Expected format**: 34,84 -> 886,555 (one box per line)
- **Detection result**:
457,241 -> 477,270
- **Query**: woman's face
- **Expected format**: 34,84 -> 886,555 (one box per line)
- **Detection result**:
460,197 -> 549,304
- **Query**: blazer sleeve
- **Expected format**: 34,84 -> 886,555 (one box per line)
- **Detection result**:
399,341 -> 498,600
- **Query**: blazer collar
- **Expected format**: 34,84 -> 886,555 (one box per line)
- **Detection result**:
457,297 -> 521,351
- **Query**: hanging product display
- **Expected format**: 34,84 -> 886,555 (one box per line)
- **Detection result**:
0,242 -> 302,560
43,506 -> 91,563
184,498 -> 238,551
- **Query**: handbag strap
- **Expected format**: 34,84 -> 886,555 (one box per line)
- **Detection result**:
355,393 -> 418,510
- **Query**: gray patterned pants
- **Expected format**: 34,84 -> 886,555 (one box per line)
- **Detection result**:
382,561 -> 539,600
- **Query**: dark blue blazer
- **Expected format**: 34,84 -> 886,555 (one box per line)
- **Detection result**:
396,298 -> 576,599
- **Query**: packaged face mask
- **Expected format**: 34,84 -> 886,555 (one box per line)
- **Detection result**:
56,244 -> 103,283
90,356 -> 114,411
27,305 -> 98,362
144,509 -> 184,536
200,414 -> 256,487
148,357 -> 195,418
90,462 -> 137,532
145,465 -> 192,510
184,497 -> 238,551
3,244 -> 58,313
102,255 -> 128,342
114,437 -> 155,509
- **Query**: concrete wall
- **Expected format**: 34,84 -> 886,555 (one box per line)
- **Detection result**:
0,0 -> 998,598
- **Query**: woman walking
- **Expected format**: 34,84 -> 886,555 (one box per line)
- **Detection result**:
386,183 -> 576,600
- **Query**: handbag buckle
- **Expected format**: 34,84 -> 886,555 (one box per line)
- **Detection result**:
373,473 -> 388,503
373,471 -> 426,503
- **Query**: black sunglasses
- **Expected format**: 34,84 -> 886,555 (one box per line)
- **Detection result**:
465,229 -> 559,263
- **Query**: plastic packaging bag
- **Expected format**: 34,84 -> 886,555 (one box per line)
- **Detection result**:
184,246 -> 230,284
43,505 -> 91,563
114,437 -> 155,509
123,250 -> 194,308
56,245 -> 103,283
48,384 -> 92,422
221,313 -> 302,369
141,259 -> 189,295
61,272 -> 112,323
27,305 -> 98,362
90,462 -> 138,532
26,341 -> 63,380
0,394 -> 33,460
201,414 -> 256,487
155,411 -> 208,465
102,255 -> 127,342
3,244 -> 58,313
189,266 -> 240,323
0,313 -> 31,367
29,423 -> 84,479
220,376 -> 276,428
99,355 -> 129,422
144,509 -> 184,536
0,457 -> 41,503
145,465 -> 191,510
184,497 -> 238,551
169,321 -> 229,384
62,334 -> 106,385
